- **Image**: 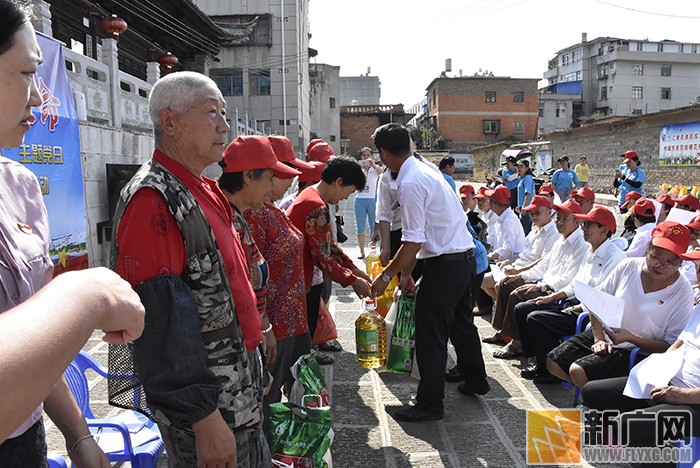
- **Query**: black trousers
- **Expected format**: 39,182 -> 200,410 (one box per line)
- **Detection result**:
414,251 -> 486,414
306,283 -> 324,337
514,301 -> 576,369
0,419 -> 48,468
582,377 -> 700,468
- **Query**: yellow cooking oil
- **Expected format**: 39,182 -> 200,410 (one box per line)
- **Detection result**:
355,298 -> 387,368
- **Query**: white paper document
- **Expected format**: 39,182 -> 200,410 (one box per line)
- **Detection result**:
623,347 -> 685,399
665,207 -> 697,225
574,280 -> 624,329
491,264 -> 506,283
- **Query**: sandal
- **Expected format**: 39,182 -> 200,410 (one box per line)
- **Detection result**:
319,339 -> 343,352
315,352 -> 335,365
481,333 -> 506,345
493,343 -> 522,360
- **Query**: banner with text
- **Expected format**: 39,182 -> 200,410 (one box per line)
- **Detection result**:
659,121 -> 700,166
1,33 -> 87,274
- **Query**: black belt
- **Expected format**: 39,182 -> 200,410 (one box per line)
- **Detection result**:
424,250 -> 474,263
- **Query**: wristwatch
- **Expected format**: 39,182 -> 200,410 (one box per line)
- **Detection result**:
540,283 -> 550,293
380,272 -> 391,283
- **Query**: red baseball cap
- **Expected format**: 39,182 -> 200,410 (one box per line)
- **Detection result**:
308,142 -> 334,163
475,186 -> 489,199
682,250 -> 700,261
484,185 -> 511,205
306,138 -> 324,154
673,193 -> 700,211
459,184 -> 475,198
553,199 -> 582,215
622,150 -> 639,163
222,135 -> 301,178
522,195 -> 553,212
651,221 -> 690,257
268,136 -> 314,170
657,193 -> 675,207
620,191 -> 642,209
574,206 -> 616,233
538,184 -> 554,195
632,198 -> 656,217
686,215 -> 700,231
298,160 -> 326,183
573,186 -> 595,201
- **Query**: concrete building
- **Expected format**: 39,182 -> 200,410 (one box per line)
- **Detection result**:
309,63 -> 341,154
339,75 -> 381,106
543,33 -> 700,124
416,76 -> 540,151
195,0 -> 312,153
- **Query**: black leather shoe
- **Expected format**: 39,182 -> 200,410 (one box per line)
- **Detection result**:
390,405 -> 443,422
457,380 -> 491,396
445,366 -> 463,383
520,365 -> 539,380
533,372 -> 562,385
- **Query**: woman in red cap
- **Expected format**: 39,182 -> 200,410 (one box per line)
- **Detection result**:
218,135 -> 302,400
547,221 -> 695,388
244,136 -> 317,421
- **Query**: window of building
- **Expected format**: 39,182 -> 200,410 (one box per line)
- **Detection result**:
661,87 -> 672,99
632,63 -> 644,76
485,91 -> 496,102
658,43 -> 664,52
632,86 -> 643,99
212,68 -> 244,96
661,64 -> 672,76
512,91 -> 524,103
599,65 -> 608,78
555,103 -> 567,118
576,70 -> 582,80
483,119 -> 500,134
538,105 -> 544,117
330,135 -> 336,142
636,42 -> 643,51
572,49 -> 580,62
513,121 -> 524,134
600,87 -> 607,100
562,54 -> 569,65
432,89 -> 436,107
329,97 -> 336,109
631,109 -> 643,115
249,69 -> 271,96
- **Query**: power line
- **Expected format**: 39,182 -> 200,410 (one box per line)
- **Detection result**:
592,0 -> 700,19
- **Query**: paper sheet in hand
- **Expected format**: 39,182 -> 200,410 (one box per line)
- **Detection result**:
623,347 -> 685,399
574,280 -> 624,329
666,207 -> 698,225
491,264 -> 506,283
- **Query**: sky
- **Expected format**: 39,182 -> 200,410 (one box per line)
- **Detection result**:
308,0 -> 700,108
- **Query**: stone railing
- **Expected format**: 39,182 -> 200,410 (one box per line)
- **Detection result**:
340,104 -> 405,114
118,71 -> 153,130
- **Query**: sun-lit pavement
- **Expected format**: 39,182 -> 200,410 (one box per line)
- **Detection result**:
44,190 -> 618,468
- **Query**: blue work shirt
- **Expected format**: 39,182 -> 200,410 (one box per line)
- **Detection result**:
466,221 -> 488,274
551,169 -> 579,201
617,166 -> 646,206
517,174 -> 535,208
502,168 -> 520,191
442,173 -> 456,192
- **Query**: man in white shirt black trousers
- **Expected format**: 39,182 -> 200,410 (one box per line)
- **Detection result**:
370,123 -> 489,422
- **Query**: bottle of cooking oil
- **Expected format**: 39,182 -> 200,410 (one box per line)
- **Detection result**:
365,246 -> 381,278
355,298 -> 387,369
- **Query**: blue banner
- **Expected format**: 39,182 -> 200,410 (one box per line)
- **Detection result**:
1,33 -> 87,273
659,121 -> 700,167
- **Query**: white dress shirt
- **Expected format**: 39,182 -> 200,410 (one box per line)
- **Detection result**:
625,222 -> 655,257
396,155 -> 474,259
481,209 -> 498,249
597,258 -> 694,349
560,238 -> 627,299
492,207 -> 525,261
376,170 -> 401,231
521,227 -> 588,291
513,219 -> 559,268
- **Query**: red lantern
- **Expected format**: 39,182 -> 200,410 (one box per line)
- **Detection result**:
158,52 -> 179,74
101,14 -> 127,41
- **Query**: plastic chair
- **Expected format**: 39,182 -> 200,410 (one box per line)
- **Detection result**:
63,351 -> 165,468
676,436 -> 700,467
47,452 -> 68,468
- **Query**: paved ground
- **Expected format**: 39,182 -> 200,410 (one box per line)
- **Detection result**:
44,190 -> 624,467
